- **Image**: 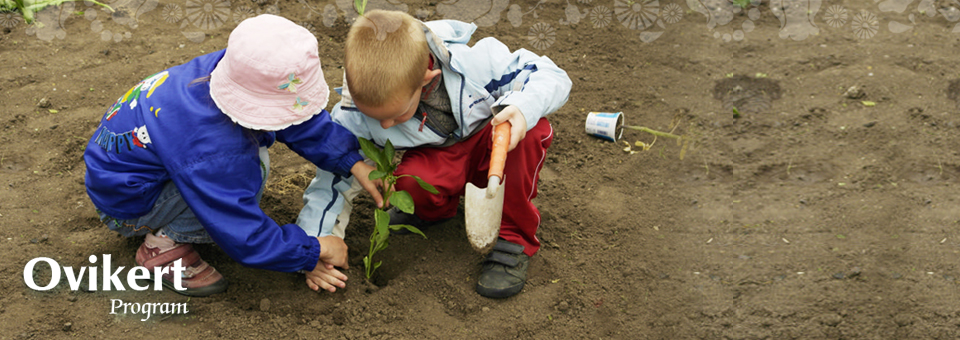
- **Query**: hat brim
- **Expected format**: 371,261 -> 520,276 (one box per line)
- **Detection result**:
209,60 -> 329,131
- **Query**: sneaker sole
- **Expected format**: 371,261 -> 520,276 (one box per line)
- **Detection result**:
161,277 -> 229,297
475,282 -> 524,299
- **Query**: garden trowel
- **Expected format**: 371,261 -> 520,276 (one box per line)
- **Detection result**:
465,122 -> 511,254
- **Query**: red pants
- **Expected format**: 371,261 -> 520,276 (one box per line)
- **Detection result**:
395,118 -> 553,257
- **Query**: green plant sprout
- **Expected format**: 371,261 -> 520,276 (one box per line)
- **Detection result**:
731,0 -> 751,8
0,0 -> 113,24
358,137 -> 438,280
354,0 -> 367,16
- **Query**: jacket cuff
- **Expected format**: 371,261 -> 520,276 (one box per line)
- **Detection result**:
335,152 -> 364,177
493,94 -> 540,132
302,237 -> 321,272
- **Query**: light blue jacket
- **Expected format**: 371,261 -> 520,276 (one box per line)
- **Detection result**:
331,20 -> 572,148
297,19 -> 572,236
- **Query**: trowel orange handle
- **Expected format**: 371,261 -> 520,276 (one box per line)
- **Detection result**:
488,122 -> 512,180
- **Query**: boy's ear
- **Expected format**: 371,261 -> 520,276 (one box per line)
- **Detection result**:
422,68 -> 442,86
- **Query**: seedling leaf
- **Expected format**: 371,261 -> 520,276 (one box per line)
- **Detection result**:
384,139 -> 395,164
358,137 -> 385,168
410,175 -> 439,194
374,238 -> 389,253
389,224 -> 427,238
391,190 -> 415,214
369,170 -> 387,181
354,0 -> 366,15
375,209 -> 389,234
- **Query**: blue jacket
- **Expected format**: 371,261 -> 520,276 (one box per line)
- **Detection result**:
83,50 -> 363,272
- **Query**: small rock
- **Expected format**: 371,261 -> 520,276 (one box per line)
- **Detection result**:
832,272 -> 846,280
62,322 -> 72,332
848,267 -> 862,278
891,272 -> 902,279
894,314 -> 917,327
37,98 -> 51,108
844,86 -> 865,99
863,121 -> 876,128
738,255 -> 751,260
259,298 -> 271,312
820,314 -> 842,327
557,301 -> 570,312
482,307 -> 490,312
67,295 -> 77,302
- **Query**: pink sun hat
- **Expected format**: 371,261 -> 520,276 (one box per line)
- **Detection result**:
210,14 -> 329,131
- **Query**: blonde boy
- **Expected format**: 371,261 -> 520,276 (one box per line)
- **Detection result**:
299,10 -> 571,298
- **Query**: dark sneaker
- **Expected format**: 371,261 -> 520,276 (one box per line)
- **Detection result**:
388,207 -> 452,234
136,233 -> 228,297
476,239 -> 529,298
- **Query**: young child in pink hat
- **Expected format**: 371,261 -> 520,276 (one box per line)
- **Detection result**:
83,14 -> 383,296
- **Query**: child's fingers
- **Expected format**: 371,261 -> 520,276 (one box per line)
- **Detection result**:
364,181 -> 384,208
306,275 -> 340,292
490,109 -> 510,126
491,105 -> 527,151
509,122 -> 526,151
305,278 -> 320,292
318,273 -> 346,289
317,263 -> 348,281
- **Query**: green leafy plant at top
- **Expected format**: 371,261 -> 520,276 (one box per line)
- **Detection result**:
0,0 -> 113,24
731,0 -> 751,8
358,137 -> 438,280
354,0 -> 367,16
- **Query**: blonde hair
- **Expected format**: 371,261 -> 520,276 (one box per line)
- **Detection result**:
345,10 -> 430,107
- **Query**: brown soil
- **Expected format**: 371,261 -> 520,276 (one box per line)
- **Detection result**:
4,0 -> 960,339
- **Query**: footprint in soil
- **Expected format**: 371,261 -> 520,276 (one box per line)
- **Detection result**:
948,79 -> 960,109
713,75 -> 782,116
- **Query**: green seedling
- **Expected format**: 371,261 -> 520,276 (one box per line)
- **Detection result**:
731,0 -> 751,8
358,137 -> 438,280
354,0 -> 366,15
0,0 -> 113,24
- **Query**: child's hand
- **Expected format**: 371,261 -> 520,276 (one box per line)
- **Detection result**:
317,235 -> 349,268
491,105 -> 527,151
350,161 -> 385,208
305,261 -> 347,292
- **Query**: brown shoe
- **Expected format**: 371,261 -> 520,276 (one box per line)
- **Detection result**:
136,233 -> 228,297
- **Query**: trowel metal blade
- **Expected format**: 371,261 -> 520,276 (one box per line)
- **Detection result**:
464,181 -> 505,254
